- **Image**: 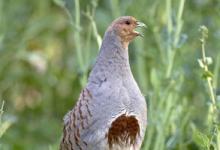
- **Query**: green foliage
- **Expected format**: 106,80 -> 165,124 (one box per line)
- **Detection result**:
192,128 -> 210,149
0,0 -> 220,150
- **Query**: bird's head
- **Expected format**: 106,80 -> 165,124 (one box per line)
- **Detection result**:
107,16 -> 146,48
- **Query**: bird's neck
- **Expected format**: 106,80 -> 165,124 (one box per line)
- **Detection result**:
89,31 -> 132,80
100,31 -> 129,62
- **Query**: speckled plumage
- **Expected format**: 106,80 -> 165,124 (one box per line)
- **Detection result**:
60,16 -> 147,150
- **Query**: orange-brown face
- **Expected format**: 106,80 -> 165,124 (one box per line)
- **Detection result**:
111,16 -> 146,43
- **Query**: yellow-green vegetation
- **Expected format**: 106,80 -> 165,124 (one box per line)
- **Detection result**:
0,0 -> 219,150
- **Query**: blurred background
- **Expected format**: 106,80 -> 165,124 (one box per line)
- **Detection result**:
0,0 -> 220,150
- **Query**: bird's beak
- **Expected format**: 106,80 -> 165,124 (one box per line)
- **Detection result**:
134,21 -> 147,37
136,21 -> 147,28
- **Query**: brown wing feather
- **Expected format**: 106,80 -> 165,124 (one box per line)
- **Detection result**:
60,88 -> 93,150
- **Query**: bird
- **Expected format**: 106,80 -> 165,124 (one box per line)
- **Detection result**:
60,16 -> 147,150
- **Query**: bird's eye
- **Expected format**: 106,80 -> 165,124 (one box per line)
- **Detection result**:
125,20 -> 130,25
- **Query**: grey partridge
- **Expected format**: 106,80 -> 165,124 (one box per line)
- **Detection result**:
60,16 -> 147,150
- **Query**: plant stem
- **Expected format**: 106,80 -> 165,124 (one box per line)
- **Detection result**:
200,32 -> 216,113
166,50 -> 176,78
74,0 -> 83,70
73,0 -> 88,86
199,26 -> 219,149
0,101 -> 5,124
165,0 -> 185,78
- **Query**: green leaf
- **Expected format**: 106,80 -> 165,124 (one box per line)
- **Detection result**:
53,0 -> 65,8
150,68 -> 160,90
0,121 -> 12,138
202,70 -> 214,79
193,129 -> 210,148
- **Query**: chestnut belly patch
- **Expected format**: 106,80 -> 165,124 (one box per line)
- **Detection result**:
106,114 -> 140,148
